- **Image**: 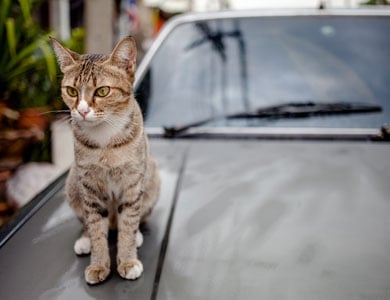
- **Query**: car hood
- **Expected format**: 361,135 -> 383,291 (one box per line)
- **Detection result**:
152,139 -> 390,299
0,139 -> 389,300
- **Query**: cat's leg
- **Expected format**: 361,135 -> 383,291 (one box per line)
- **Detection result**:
66,166 -> 92,256
117,189 -> 144,280
82,193 -> 111,285
132,158 -> 159,252
140,157 -> 160,224
74,229 -> 91,255
136,229 -> 143,248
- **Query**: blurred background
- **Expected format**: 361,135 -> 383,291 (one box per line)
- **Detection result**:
0,0 -> 388,225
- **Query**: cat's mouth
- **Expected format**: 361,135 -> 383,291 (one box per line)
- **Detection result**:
72,110 -> 102,125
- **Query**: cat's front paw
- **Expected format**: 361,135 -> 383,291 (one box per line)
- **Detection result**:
85,264 -> 110,285
74,236 -> 91,255
117,259 -> 143,280
136,230 -> 143,248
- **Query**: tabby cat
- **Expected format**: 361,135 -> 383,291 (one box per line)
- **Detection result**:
50,37 -> 160,285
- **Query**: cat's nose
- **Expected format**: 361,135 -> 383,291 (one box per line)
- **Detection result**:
78,108 -> 90,118
77,100 -> 91,118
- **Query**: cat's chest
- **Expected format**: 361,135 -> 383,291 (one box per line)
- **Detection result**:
73,125 -> 145,178
76,149 -> 143,192
78,147 -> 137,169
96,148 -> 122,166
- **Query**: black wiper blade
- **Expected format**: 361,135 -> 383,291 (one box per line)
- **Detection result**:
163,101 -> 382,138
232,101 -> 382,119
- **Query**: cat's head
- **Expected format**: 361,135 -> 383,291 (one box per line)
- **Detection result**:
50,37 -> 137,127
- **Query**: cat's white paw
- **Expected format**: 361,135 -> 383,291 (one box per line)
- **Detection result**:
85,264 -> 110,285
117,259 -> 143,280
125,262 -> 143,280
74,236 -> 91,255
136,230 -> 143,248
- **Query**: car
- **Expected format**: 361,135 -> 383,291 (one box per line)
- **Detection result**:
1,8 -> 390,300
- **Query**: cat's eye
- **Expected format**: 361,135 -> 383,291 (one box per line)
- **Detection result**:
95,86 -> 110,97
66,86 -> 78,97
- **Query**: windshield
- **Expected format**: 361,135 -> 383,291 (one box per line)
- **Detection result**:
135,15 -> 390,129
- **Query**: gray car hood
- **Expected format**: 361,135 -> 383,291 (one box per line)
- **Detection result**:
0,139 -> 389,300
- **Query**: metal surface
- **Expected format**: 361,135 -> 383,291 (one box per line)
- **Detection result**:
0,172 -> 68,248
0,142 -> 187,300
1,139 -> 389,299
156,140 -> 390,300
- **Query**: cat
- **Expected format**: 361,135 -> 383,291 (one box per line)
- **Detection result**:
50,36 -> 160,285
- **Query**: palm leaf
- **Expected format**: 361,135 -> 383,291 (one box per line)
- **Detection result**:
6,39 -> 39,70
0,0 -> 12,41
18,0 -> 32,25
5,18 -> 16,58
38,38 -> 57,83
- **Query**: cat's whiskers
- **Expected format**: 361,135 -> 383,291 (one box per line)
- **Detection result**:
56,115 -> 73,127
34,110 -> 73,127
39,109 -> 71,116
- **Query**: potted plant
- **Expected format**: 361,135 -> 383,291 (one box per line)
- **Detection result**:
1,0 -> 86,158
0,0 -> 86,223
0,0 -> 58,214
0,0 -> 61,129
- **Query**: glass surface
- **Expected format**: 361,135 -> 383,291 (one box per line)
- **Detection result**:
135,16 -> 390,129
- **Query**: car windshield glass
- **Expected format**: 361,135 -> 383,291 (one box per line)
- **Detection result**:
135,16 -> 390,129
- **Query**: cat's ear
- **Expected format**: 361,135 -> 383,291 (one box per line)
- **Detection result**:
108,36 -> 137,75
50,37 -> 80,72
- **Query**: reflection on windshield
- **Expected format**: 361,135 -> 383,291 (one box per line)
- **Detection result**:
186,21 -> 250,112
135,16 -> 390,129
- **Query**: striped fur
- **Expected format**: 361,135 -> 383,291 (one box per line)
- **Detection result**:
51,37 -> 160,284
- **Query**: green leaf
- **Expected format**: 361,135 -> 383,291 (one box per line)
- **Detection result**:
5,18 -> 16,58
0,0 -> 12,41
6,39 -> 39,70
18,0 -> 32,24
6,57 -> 36,80
38,38 -> 57,83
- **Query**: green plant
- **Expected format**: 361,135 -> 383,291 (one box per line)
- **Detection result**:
0,0 -> 85,163
0,0 -> 58,109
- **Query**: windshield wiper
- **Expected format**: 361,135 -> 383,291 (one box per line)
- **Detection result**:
163,101 -> 382,138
